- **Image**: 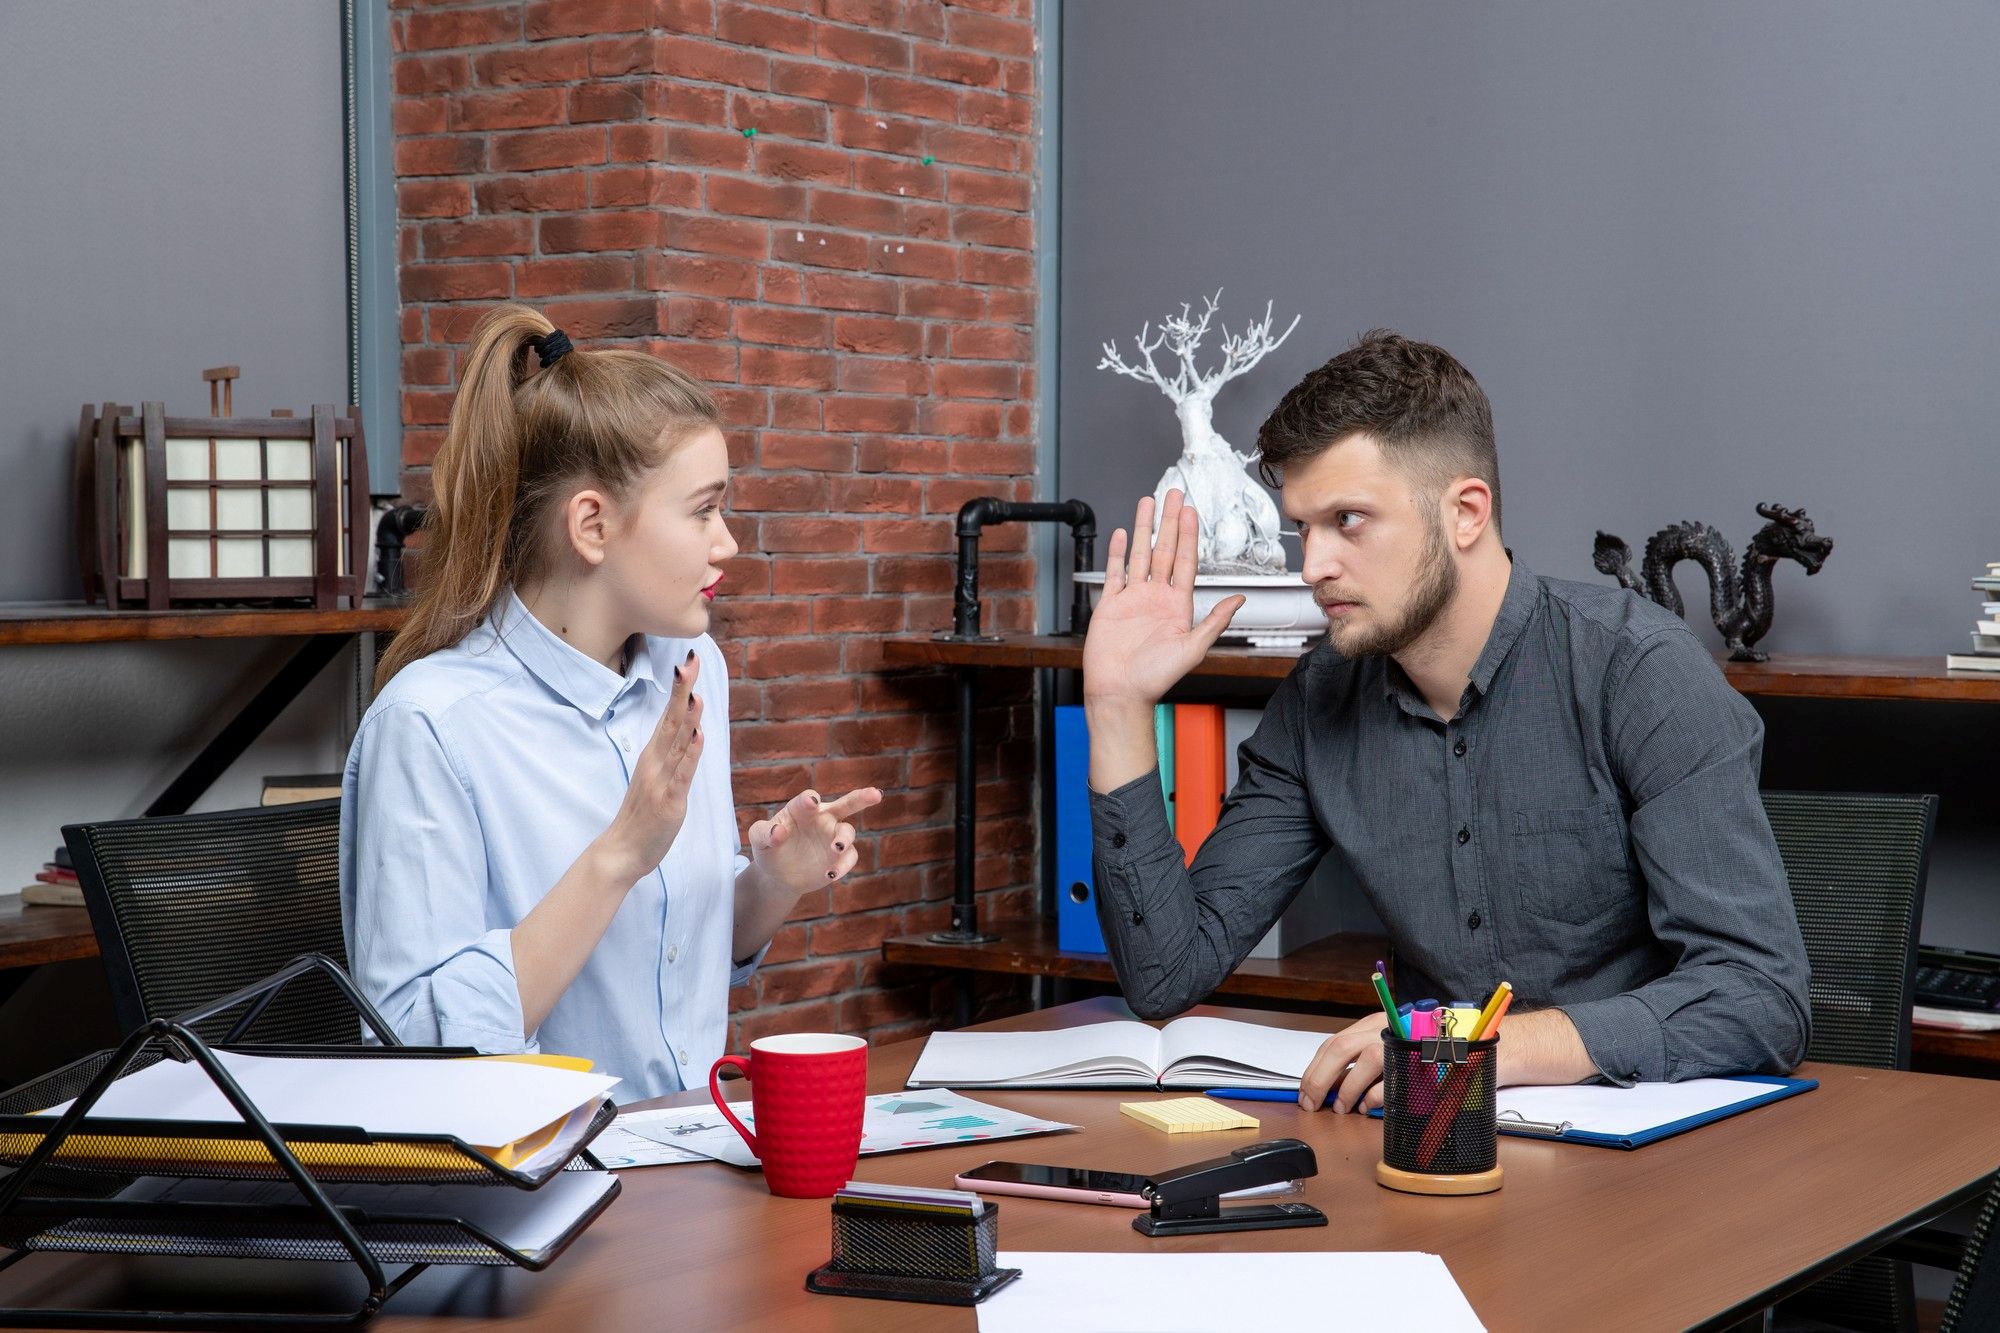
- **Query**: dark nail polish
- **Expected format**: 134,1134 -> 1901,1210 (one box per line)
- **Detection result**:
687,695 -> 695,710
672,666 -> 681,681
685,649 -> 696,663
826,870 -> 836,879
833,842 -> 844,851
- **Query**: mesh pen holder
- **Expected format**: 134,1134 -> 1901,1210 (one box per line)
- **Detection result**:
1376,1028 -> 1504,1196
805,1196 -> 1019,1306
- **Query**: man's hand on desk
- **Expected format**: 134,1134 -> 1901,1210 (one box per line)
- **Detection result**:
1082,490 -> 1245,794
1299,1007 -> 1601,1112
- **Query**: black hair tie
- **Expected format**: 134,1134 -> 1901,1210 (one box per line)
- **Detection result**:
530,327 -> 573,369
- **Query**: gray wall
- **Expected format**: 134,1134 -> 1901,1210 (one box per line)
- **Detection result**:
1058,1 -> 2000,951
0,2 -> 360,894
1059,0 -> 1996,657
0,0 -> 351,604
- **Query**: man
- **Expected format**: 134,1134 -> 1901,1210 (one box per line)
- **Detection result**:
1081,330 -> 1810,1113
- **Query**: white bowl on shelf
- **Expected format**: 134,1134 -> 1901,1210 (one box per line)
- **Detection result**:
1071,571 -> 1323,651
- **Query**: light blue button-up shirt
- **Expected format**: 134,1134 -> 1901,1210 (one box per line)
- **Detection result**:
340,592 -> 761,1100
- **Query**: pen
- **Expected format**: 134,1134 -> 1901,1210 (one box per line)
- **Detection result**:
1371,971 -> 1408,1040
1204,1088 -> 1302,1103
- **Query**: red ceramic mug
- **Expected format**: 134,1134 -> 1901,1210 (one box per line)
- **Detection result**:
708,1033 -> 868,1198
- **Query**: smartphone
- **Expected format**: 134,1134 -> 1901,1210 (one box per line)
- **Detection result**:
952,1160 -> 1153,1208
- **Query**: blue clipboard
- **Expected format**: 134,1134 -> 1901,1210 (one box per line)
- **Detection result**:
1367,1074 -> 1818,1149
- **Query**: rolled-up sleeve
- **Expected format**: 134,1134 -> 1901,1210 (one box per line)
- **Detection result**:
1090,674 -> 1330,1020
341,704 -> 535,1053
1559,629 -> 1812,1084
728,852 -> 768,987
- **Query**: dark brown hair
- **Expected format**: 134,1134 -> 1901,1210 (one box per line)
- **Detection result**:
376,304 -> 719,689
1255,329 -> 1499,528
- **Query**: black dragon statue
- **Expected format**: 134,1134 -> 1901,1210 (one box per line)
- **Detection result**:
1592,503 -> 1833,662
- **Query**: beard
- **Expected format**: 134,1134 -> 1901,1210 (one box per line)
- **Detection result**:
1325,515 -> 1459,659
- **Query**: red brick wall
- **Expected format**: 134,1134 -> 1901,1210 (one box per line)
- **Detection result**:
390,0 -> 1042,1046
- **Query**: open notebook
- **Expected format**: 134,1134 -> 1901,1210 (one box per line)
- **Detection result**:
906,1017 -> 1334,1091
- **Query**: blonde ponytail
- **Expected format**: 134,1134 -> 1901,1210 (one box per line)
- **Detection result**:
376,304 -> 718,689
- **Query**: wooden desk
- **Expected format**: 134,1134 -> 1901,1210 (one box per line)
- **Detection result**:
7,999 -> 1994,1330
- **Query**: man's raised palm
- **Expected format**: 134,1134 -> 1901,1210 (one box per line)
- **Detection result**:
1081,490 -> 1245,708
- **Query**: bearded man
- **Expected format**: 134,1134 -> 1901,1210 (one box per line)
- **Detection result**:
1080,330 -> 1811,1111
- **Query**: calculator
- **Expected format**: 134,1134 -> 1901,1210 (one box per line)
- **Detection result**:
1915,946 -> 2000,1012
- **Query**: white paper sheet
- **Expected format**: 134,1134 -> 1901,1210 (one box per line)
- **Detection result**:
40,1053 -> 619,1150
598,1090 -> 1077,1169
977,1252 -> 1485,1332
1497,1077 -> 1781,1136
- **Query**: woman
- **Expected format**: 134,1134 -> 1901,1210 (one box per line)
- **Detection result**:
341,303 -> 879,1098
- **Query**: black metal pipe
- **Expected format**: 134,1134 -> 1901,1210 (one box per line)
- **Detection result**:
374,503 -> 428,599
933,498 -> 1097,960
950,497 -> 1096,639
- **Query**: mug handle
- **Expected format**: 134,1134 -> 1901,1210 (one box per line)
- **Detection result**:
708,1054 -> 757,1158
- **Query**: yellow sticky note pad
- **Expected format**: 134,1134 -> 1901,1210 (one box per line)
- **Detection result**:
1119,1097 -> 1259,1134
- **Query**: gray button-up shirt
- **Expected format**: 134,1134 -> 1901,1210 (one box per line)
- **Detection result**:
1088,557 -> 1811,1085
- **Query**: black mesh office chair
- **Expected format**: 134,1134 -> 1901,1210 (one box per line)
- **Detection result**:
1763,790 -> 1939,1333
1942,1174 -> 2000,1333
63,799 -> 358,1047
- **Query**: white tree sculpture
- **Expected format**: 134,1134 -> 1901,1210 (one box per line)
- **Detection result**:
1098,291 -> 1301,575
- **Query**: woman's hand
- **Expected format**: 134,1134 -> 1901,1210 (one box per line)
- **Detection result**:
748,787 -> 885,895
599,650 -> 704,885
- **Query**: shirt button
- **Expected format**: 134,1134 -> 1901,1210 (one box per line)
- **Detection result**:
1456,826 -> 1471,845
1130,909 -> 1143,925
667,945 -> 678,963
679,1048 -> 689,1064
1111,832 -> 1127,849
621,738 -> 632,753
1453,739 -> 1467,757
1467,912 -> 1482,929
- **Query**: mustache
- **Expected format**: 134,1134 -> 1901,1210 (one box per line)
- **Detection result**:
1313,587 -> 1363,608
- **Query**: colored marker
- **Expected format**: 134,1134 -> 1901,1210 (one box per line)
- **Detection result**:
1407,999 -> 1439,1040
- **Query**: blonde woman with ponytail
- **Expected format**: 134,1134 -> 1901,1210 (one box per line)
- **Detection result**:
339,304 -> 880,1097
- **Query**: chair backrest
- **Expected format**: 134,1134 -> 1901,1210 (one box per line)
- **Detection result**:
63,799 -> 356,1045
1761,791 -> 1936,1072
1943,1173 -> 2000,1333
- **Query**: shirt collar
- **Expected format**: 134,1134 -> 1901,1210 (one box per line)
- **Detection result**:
1379,552 -> 1539,715
492,590 -> 655,720
1466,553 -> 1540,699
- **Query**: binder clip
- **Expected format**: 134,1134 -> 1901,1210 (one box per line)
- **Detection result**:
1421,1008 -> 1469,1065
1133,1138 -> 1327,1237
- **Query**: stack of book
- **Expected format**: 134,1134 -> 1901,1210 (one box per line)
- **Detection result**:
1945,562 -> 2000,673
20,846 -> 81,908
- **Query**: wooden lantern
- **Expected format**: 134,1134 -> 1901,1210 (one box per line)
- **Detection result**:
73,373 -> 371,611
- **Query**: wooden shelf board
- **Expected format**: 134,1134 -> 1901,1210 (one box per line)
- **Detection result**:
0,899 -> 97,970
883,916 -> 2000,1073
882,635 -> 2000,702
0,602 -> 407,646
884,916 -> 1386,1009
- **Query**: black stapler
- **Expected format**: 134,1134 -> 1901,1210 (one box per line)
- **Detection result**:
1134,1138 -> 1328,1237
